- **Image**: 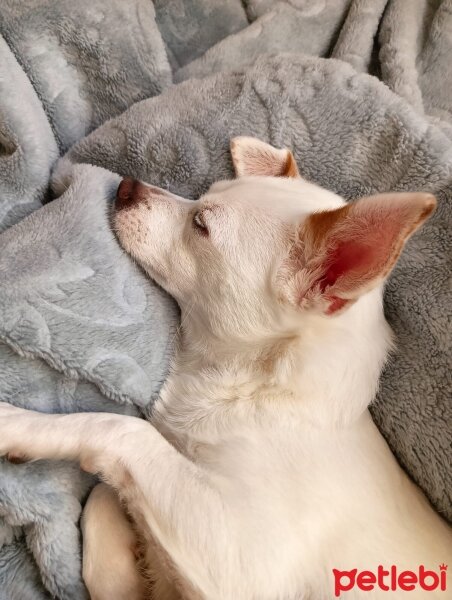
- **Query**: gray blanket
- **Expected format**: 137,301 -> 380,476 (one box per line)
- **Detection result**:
0,1 -> 451,598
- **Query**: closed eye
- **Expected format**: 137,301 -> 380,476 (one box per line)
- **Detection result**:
193,210 -> 209,236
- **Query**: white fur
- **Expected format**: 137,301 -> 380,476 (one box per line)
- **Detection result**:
0,141 -> 450,599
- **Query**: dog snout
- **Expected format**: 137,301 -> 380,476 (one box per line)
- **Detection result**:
116,178 -> 147,212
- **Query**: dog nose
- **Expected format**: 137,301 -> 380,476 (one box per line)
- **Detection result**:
115,178 -> 146,211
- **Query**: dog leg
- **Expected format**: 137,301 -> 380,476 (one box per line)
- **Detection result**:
0,403 -> 147,470
82,483 -> 146,600
0,402 -> 239,599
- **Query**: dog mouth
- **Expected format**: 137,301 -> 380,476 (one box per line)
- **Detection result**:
113,179 -> 175,290
113,212 -> 168,289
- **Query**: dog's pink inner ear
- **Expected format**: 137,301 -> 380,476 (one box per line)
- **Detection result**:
230,136 -> 300,178
303,192 -> 437,314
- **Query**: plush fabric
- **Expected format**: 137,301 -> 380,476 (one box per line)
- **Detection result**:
154,0 -> 248,70
0,34 -> 58,233
175,1 -> 353,82
0,1 -> 451,597
0,165 -> 177,600
0,0 -> 171,153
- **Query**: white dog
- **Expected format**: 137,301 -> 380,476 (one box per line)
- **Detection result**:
0,137 -> 450,600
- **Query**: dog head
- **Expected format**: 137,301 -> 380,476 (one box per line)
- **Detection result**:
114,137 -> 435,348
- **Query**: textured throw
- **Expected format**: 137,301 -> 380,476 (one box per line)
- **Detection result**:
0,1 -> 451,598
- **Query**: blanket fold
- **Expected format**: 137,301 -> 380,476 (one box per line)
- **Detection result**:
0,0 -> 172,153
0,35 -> 58,233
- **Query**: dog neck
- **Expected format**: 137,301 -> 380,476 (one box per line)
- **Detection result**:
166,288 -> 392,429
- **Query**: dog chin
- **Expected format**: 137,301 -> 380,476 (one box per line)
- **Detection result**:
116,237 -> 170,297
143,263 -> 167,288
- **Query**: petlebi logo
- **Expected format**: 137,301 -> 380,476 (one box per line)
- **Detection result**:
333,564 -> 448,597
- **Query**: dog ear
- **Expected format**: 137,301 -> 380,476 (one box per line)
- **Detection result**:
230,137 -> 300,178
284,192 -> 436,315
